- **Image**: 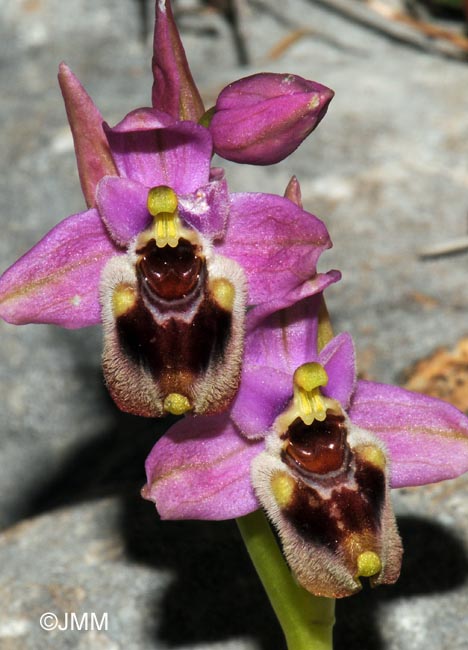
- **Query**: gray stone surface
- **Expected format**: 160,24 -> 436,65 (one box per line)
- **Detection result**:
0,497 -> 262,650
0,0 -> 468,649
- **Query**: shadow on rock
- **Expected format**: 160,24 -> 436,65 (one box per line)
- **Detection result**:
22,326 -> 167,517
121,491 -> 284,650
23,408 -> 157,517
334,516 -> 468,650
120,499 -> 468,650
133,0 -> 151,42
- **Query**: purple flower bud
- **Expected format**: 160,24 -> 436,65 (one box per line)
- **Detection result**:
209,73 -> 334,165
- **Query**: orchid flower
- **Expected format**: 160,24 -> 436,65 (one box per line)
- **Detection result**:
143,291 -> 468,598
0,2 -> 338,419
143,177 -> 468,602
2,1 -> 466,649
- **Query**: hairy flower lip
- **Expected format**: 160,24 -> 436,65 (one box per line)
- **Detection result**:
251,397 -> 403,598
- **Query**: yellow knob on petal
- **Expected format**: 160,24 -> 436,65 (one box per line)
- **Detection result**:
163,393 -> 192,415
211,278 -> 235,312
356,551 -> 382,578
112,284 -> 137,317
271,472 -> 296,508
357,445 -> 387,470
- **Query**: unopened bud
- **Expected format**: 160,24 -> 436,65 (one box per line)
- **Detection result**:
209,73 -> 334,165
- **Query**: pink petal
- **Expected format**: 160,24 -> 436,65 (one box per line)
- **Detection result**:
144,415 -> 262,519
245,295 -> 320,375
232,312 -> 356,439
230,366 -> 292,439
96,176 -> 150,247
349,380 -> 468,488
152,0 -> 204,121
231,296 -> 320,439
97,175 -> 229,247
178,178 -> 229,240
219,193 -> 333,306
246,270 -> 341,331
319,332 -> 356,408
105,108 -> 212,193
58,63 -> 118,208
0,209 -> 119,328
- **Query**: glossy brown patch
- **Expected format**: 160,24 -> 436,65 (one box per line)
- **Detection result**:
283,415 -> 347,475
137,238 -> 203,302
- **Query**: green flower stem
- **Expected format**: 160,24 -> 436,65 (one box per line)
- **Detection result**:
237,510 -> 335,650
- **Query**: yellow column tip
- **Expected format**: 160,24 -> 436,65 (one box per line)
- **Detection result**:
147,185 -> 178,216
293,362 -> 328,391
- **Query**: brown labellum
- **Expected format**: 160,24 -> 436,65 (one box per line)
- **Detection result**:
252,408 -> 403,598
100,229 -> 246,417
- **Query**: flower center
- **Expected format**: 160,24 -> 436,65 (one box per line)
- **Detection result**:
284,414 -> 347,475
136,185 -> 207,303
293,362 -> 329,425
138,238 -> 203,301
147,185 -> 181,248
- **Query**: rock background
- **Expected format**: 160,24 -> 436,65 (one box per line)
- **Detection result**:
0,0 -> 467,648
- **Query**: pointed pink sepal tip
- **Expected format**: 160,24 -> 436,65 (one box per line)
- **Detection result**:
152,0 -> 204,121
58,63 -> 118,208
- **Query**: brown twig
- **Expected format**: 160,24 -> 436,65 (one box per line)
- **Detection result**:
368,0 -> 468,53
418,236 -> 468,258
313,0 -> 468,59
266,27 -> 316,60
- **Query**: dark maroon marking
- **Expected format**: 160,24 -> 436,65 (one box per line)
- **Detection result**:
137,238 -> 203,301
354,455 -> 386,518
283,415 -> 347,475
284,483 -> 342,551
282,457 -> 386,550
116,293 -> 232,378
